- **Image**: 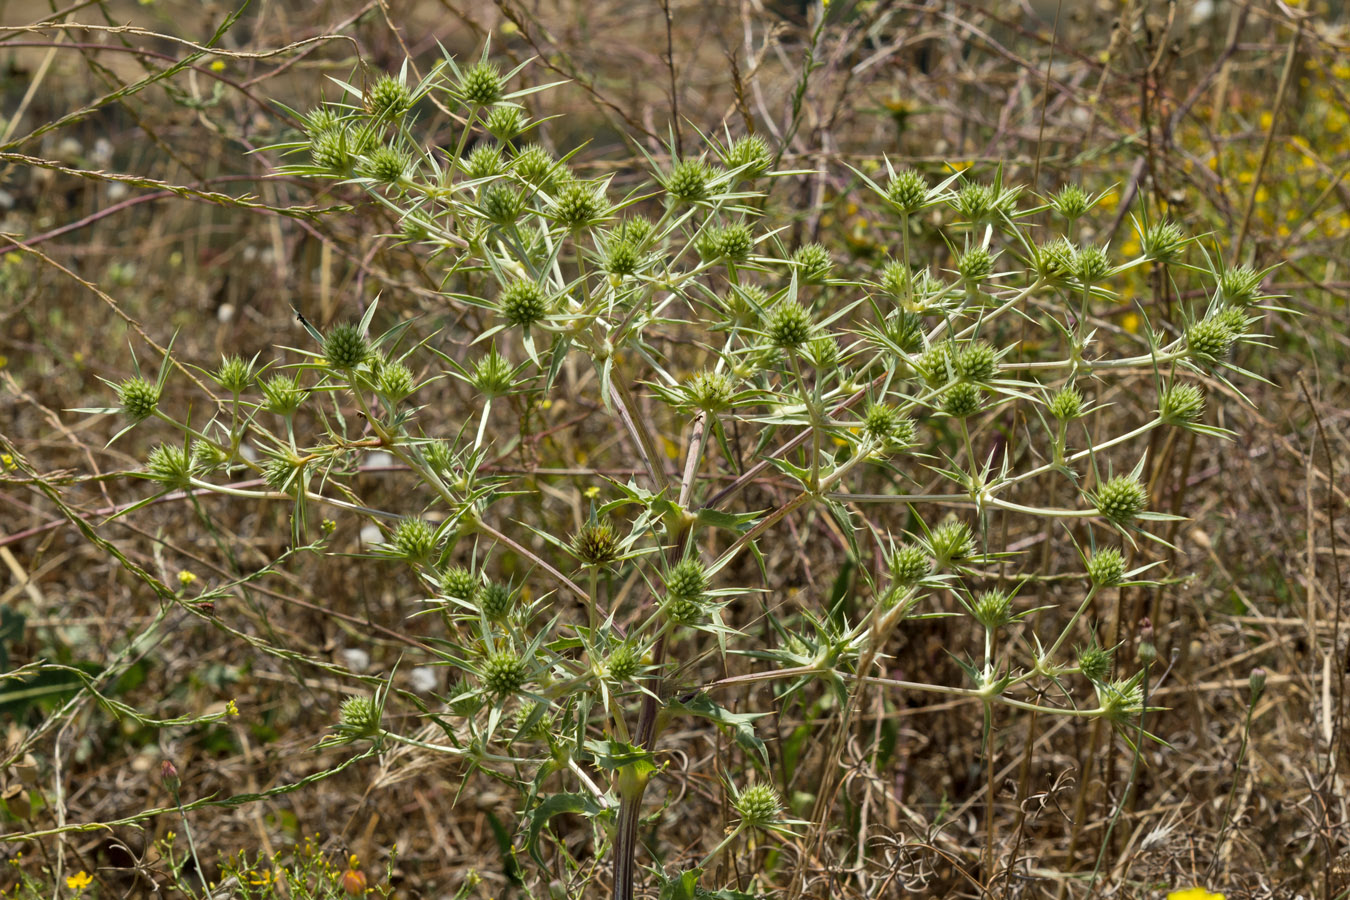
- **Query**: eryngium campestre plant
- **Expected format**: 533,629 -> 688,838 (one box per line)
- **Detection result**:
86,44 -> 1275,900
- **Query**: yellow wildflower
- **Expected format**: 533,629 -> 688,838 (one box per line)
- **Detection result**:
178,570 -> 197,586
66,871 -> 93,891
1167,889 -> 1224,900
225,699 -> 239,716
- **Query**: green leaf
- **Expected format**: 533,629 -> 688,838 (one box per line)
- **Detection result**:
667,693 -> 769,769
524,792 -> 605,870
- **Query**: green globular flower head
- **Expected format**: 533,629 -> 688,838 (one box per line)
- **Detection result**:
710,223 -> 754,263
605,642 -> 641,681
1051,184 -> 1091,220
888,543 -> 931,587
803,335 -> 839,369
792,243 -> 833,283
423,440 -> 455,475
886,167 -> 929,214
1035,237 -> 1078,285
190,440 -> 228,473
480,182 -> 526,226
262,456 -> 303,494
863,403 -> 915,448
460,61 -> 504,105
484,104 -> 526,142
956,246 -> 993,285
391,516 -> 436,562
1096,676 -> 1144,725
1141,220 -> 1186,262
952,181 -> 1015,222
1092,474 -> 1148,525
942,381 -> 982,418
1087,547 -> 1126,587
464,144 -> 504,180
441,565 -> 479,602
500,281 -> 550,329
1217,264 -> 1263,307
1212,305 -> 1250,338
323,323 -> 370,369
914,342 -> 953,386
573,518 -> 621,566
146,444 -> 191,488
261,373 -> 304,416
338,696 -> 381,738
1077,643 -> 1112,683
1158,383 -> 1204,425
735,783 -> 783,829
1049,384 -> 1083,421
604,240 -> 641,277
377,361 -> 414,401
309,127 -> 352,173
767,301 -> 813,350
512,143 -> 557,187
477,582 -> 515,621
1075,245 -> 1111,285
472,348 -> 514,398
724,134 -> 771,179
118,377 -> 160,421
885,311 -> 924,354
1185,318 -> 1236,366
686,369 -> 734,413
215,355 -> 253,394
954,341 -> 997,383
305,106 -> 341,137
665,558 -> 708,600
550,181 -> 606,230
929,520 -> 973,570
663,158 -> 712,204
972,589 -> 1012,629
880,259 -> 911,299
366,74 -> 412,119
482,650 -> 528,695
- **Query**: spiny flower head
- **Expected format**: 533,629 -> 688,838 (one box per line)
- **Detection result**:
377,360 -> 414,401
723,134 -> 771,179
338,696 -> 380,738
481,182 -> 526,226
734,783 -> 783,829
1141,219 -> 1186,262
459,61 -> 504,105
146,444 -> 191,488
482,650 -> 528,695
441,565 -> 479,602
1087,547 -> 1127,587
573,517 -> 621,566
471,348 -> 514,397
261,373 -> 304,416
972,589 -> 1013,629
1092,474 -> 1148,525
323,323 -> 370,369
549,181 -> 607,230
605,642 -> 641,681
663,158 -> 713,203
477,581 -> 515,621
886,167 -> 929,214
1075,244 -> 1111,284
499,280 -> 550,329
1158,383 -> 1204,424
485,104 -> 526,142
1049,384 -> 1083,420
366,74 -> 412,118
863,403 -> 915,447
1051,184 -> 1091,220
1035,237 -> 1078,285
1217,264 -> 1264,307
880,259 -> 911,299
1185,317 -> 1236,366
954,341 -> 997,383
705,223 -> 754,263
956,246 -> 993,285
929,519 -> 973,570
464,144 -> 504,180
391,516 -> 437,562
914,342 -> 954,386
888,543 -> 931,586
512,143 -> 557,186
215,355 -> 253,394
766,300 -> 814,350
884,311 -> 924,354
118,376 -> 160,421
1077,643 -> 1112,683
685,369 -> 735,413
604,239 -> 641,277
942,381 -> 982,418
792,243 -> 833,283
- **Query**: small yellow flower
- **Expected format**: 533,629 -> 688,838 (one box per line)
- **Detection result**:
225,699 -> 239,716
66,871 -> 93,891
1,454 -> 14,470
209,60 -> 225,72
178,570 -> 197,586
1167,888 -> 1225,900
1121,312 -> 1141,334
